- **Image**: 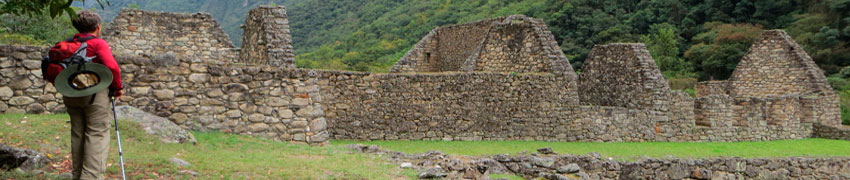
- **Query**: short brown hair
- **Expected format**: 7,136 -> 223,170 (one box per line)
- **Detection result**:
71,11 -> 102,33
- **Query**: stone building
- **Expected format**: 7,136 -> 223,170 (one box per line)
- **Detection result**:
390,15 -> 574,77
1,7 -> 848,145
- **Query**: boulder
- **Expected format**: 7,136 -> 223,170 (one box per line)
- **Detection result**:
418,167 -> 447,179
114,106 -> 197,144
537,147 -> 554,154
557,163 -> 581,174
169,157 -> 191,167
0,144 -> 50,171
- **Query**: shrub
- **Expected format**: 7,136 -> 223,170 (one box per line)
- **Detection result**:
827,77 -> 850,91
0,31 -> 46,45
840,66 -> 850,78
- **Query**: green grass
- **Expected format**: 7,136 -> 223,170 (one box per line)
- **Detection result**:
0,114 -> 416,179
333,139 -> 850,161
489,173 -> 525,180
4,114 -> 850,179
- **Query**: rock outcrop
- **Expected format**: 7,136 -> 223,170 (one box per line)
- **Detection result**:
114,106 -> 197,144
0,144 -> 50,172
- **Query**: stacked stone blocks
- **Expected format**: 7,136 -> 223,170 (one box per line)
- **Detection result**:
2,8 -> 849,144
240,6 -> 296,68
103,9 -> 238,64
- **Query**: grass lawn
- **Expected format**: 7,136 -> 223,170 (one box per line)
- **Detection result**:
334,138 -> 850,161
3,114 -> 850,179
0,114 -> 416,179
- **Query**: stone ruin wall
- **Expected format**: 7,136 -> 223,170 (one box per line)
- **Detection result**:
727,30 -> 834,97
390,20 -> 490,73
695,30 -> 841,127
0,45 -> 328,145
390,15 -> 576,78
240,6 -> 296,68
103,9 -> 239,65
2,8 -> 849,144
578,43 -> 672,112
323,72 -> 580,141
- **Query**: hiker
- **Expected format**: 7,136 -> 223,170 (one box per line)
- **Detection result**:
44,10 -> 123,180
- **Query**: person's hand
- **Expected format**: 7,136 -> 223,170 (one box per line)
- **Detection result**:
111,89 -> 124,97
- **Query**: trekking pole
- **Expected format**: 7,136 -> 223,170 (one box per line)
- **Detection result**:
110,96 -> 127,180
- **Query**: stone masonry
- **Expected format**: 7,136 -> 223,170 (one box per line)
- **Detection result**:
1,8 -> 848,145
240,6 -> 296,68
103,9 -> 239,63
390,15 -> 575,77
727,30 -> 833,97
578,43 -> 671,112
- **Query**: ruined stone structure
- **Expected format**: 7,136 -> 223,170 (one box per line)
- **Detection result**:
727,30 -> 834,97
578,43 -> 672,112
1,8 -> 849,146
103,9 -> 239,63
390,15 -> 574,77
240,6 -> 296,68
350,144 -> 850,180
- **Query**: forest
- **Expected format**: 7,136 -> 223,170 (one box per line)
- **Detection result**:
1,0 -> 849,123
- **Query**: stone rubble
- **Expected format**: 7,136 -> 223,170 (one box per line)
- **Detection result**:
347,144 -> 850,180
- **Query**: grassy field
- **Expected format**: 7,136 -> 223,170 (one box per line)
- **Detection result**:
2,114 -> 850,179
334,138 -> 850,161
0,114 -> 415,179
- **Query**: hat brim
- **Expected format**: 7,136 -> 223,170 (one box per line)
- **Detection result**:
55,63 -> 114,97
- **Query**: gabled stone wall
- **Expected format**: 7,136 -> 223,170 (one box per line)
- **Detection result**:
578,43 -> 671,112
103,9 -> 238,64
390,15 -> 575,78
727,30 -> 833,97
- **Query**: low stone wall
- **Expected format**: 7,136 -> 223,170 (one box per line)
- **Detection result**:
351,144 -> 850,180
553,155 -> 850,179
695,81 -> 728,97
321,71 -> 580,141
0,45 -> 327,145
813,123 -> 850,141
0,45 -> 59,114
119,57 -> 328,145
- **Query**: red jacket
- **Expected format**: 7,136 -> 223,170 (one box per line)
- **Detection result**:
46,33 -> 123,91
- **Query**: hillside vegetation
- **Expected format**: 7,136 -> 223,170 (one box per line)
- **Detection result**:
3,0 -> 847,78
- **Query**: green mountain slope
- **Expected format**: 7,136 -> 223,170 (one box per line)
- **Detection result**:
56,0 -> 850,77
77,0 -> 295,46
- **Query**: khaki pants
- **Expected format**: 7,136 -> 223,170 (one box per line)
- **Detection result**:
63,90 -> 111,180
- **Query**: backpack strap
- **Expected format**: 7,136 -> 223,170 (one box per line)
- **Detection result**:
76,36 -> 97,42
59,36 -> 99,68
66,36 -> 97,42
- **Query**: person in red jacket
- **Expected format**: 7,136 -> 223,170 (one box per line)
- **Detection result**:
46,10 -> 123,180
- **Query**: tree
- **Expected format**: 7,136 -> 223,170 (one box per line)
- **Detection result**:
0,0 -> 110,18
685,23 -> 763,80
641,23 -> 693,78
0,8 -> 76,45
